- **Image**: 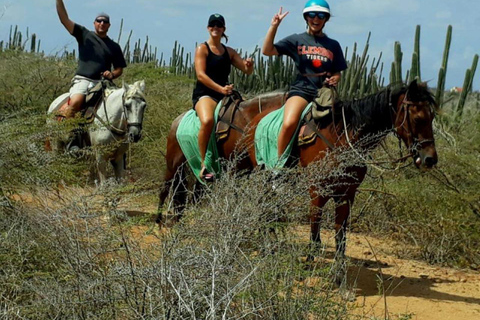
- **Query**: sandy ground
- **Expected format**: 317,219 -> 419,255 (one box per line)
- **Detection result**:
299,228 -> 480,320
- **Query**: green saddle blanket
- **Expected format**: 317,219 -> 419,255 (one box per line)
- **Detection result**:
176,102 -> 222,184
255,103 -> 312,169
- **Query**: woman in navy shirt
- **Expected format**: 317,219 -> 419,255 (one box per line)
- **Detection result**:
262,0 -> 347,161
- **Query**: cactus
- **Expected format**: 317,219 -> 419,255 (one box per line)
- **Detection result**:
391,41 -> 403,86
456,54 -> 479,118
412,25 -> 421,81
409,25 -> 421,83
30,33 -> 36,53
436,25 -> 452,107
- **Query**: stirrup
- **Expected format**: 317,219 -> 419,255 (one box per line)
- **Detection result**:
200,166 -> 215,182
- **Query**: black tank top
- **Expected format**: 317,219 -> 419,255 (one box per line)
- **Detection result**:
192,42 -> 232,104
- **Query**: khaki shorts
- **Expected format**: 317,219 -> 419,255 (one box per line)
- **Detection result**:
69,75 -> 99,97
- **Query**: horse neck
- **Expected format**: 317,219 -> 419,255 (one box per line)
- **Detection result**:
342,89 -> 397,141
97,88 -> 126,128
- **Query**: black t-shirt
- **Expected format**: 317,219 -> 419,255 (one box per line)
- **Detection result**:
274,32 -> 347,97
72,24 -> 127,80
192,42 -> 232,104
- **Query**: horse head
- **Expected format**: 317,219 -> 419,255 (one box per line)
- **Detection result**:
123,80 -> 147,143
393,80 -> 438,169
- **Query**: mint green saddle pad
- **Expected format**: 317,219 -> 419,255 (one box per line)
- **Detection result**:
255,103 -> 312,169
176,102 -> 222,183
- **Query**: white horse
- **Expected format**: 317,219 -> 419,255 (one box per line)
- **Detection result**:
47,80 -> 147,185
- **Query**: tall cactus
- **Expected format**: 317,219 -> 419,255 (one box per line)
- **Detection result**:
391,41 -> 403,86
409,25 -> 421,82
456,54 -> 479,118
435,25 -> 452,107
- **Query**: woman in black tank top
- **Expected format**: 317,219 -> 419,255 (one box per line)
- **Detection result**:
193,14 -> 254,181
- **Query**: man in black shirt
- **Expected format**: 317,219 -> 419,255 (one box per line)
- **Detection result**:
56,0 -> 127,119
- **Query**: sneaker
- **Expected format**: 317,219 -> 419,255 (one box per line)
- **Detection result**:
200,166 -> 215,182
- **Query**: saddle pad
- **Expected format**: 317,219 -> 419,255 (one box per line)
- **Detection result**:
176,101 -> 223,183
255,103 -> 312,169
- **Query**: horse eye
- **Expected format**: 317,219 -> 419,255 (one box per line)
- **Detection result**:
413,116 -> 427,125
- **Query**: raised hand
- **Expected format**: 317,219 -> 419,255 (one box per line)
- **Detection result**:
271,7 -> 289,27
244,57 -> 254,71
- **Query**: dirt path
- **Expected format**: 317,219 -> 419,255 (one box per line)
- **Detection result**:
297,228 -> 480,320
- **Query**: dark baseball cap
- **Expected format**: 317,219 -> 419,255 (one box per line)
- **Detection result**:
208,13 -> 225,27
95,12 -> 110,23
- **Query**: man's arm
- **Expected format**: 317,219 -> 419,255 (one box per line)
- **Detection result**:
56,0 -> 75,34
102,68 -> 123,80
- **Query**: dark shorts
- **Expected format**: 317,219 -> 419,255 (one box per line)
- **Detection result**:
192,95 -> 220,110
287,90 -> 316,103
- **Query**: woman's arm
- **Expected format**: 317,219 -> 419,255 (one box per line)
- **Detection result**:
229,48 -> 254,75
262,7 -> 289,56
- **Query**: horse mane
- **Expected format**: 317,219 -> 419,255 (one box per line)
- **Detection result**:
124,81 -> 146,100
335,82 -> 436,133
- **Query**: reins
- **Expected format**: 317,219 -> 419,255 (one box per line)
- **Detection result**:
94,85 -> 127,139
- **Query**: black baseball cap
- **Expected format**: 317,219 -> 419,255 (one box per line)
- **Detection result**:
208,13 -> 225,27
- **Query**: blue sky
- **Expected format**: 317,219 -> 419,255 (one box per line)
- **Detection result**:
1,0 -> 479,90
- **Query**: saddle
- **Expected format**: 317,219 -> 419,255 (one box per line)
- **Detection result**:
216,90 -> 244,141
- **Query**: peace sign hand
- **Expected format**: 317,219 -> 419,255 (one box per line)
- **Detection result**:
271,7 -> 289,27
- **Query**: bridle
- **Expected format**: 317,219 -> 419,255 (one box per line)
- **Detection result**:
393,93 -> 435,158
95,86 -> 146,138
121,90 -> 146,131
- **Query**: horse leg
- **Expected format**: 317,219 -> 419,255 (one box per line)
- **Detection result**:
332,194 -> 355,287
157,138 -> 188,225
111,154 -> 125,183
96,153 -> 108,186
307,189 -> 329,261
110,150 -> 126,182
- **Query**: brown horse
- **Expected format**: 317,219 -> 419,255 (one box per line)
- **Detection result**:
158,80 -> 438,285
157,91 -> 287,216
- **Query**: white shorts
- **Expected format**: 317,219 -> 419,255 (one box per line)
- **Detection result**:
69,75 -> 99,97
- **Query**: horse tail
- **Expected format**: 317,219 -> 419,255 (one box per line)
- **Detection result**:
157,114 -> 188,225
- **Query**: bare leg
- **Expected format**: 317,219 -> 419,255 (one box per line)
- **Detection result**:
57,94 -> 86,119
278,96 -> 309,157
195,97 -> 217,179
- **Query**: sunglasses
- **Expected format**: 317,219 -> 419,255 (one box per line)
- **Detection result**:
306,12 -> 327,20
208,22 -> 225,28
95,18 -> 110,24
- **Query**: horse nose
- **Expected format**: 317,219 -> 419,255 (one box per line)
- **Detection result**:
424,155 -> 437,168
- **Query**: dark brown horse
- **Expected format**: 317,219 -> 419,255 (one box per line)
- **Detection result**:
158,80 -> 438,285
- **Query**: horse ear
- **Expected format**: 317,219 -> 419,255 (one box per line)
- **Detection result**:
138,80 -> 146,92
408,79 -> 418,91
407,79 -> 419,98
123,81 -> 130,92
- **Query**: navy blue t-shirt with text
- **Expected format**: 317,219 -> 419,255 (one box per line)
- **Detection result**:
274,32 -> 347,97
